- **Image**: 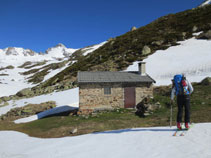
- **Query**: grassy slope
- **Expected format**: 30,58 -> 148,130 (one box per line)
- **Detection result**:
0,83 -> 210,138
42,5 -> 211,87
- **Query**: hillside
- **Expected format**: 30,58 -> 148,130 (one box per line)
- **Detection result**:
0,42 -> 106,99
42,5 -> 211,88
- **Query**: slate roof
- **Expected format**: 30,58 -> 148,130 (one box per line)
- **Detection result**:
77,71 -> 156,83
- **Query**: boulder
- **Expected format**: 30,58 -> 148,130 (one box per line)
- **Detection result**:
131,26 -> 137,31
10,95 -> 19,100
16,88 -> 34,97
1,101 -> 56,121
192,26 -> 198,32
44,86 -> 54,93
34,87 -> 44,95
70,128 -> 78,134
182,32 -> 187,39
146,102 -> 161,111
135,97 -> 161,117
151,40 -> 164,46
200,77 -> 211,85
197,30 -> 211,40
1,96 -> 11,102
142,45 -> 151,55
132,39 -> 138,43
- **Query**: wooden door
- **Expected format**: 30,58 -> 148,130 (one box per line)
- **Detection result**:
124,87 -> 136,108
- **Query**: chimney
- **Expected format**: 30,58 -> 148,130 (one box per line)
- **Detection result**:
138,62 -> 146,76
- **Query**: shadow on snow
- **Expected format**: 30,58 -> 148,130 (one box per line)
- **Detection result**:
93,128 -> 176,134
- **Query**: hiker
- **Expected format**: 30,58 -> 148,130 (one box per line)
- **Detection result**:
171,74 -> 194,130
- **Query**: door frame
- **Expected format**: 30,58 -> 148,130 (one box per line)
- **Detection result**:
124,87 -> 136,108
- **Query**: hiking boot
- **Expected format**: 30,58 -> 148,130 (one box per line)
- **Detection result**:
177,122 -> 182,130
185,123 -> 190,129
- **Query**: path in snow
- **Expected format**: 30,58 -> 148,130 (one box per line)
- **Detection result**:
0,123 -> 210,158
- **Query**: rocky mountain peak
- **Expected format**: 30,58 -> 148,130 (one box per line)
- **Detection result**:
5,47 -> 18,56
44,43 -> 77,59
4,47 -> 36,56
55,43 -> 66,48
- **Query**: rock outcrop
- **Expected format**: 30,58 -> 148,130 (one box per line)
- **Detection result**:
142,45 -> 151,55
16,88 -> 34,97
135,97 -> 161,117
0,101 -> 56,121
200,77 -> 211,85
131,26 -> 137,31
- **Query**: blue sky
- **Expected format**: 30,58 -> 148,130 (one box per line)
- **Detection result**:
0,0 -> 204,52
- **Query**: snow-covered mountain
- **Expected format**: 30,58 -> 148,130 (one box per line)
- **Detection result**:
0,44 -> 77,66
2,47 -> 36,56
45,43 -> 77,58
0,42 -> 107,97
199,0 -> 211,7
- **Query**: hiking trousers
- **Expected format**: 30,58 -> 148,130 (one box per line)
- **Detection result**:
177,95 -> 190,123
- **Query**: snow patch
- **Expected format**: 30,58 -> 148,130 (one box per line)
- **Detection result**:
83,41 -> 107,56
0,123 -> 210,158
199,0 -> 211,7
126,38 -> 211,85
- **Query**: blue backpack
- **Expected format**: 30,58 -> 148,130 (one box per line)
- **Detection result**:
173,74 -> 190,95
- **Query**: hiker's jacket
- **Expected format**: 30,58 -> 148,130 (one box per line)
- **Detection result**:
171,79 -> 194,100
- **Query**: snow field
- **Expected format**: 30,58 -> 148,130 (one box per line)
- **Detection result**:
83,41 -> 107,56
0,123 -> 210,158
126,38 -> 211,85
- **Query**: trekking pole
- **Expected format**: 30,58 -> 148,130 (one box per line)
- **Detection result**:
170,101 -> 173,128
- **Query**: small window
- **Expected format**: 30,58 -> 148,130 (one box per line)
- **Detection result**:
104,87 -> 111,95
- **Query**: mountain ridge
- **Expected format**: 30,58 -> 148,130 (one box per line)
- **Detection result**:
42,5 -> 211,88
0,42 -> 107,98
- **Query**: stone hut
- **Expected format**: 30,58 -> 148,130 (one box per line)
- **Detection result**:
77,62 -> 155,114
